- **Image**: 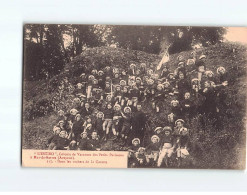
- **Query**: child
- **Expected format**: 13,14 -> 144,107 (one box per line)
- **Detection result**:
69,108 -> 79,123
57,109 -> 65,122
186,51 -> 196,69
157,126 -> 175,167
128,84 -> 140,108
47,127 -> 61,150
177,55 -> 184,62
128,138 -> 141,167
92,79 -> 99,93
79,73 -> 87,85
176,72 -> 191,100
120,79 -> 127,87
154,84 -> 164,113
217,66 -> 228,84
173,119 -> 187,137
195,55 -> 206,82
163,81 -> 173,97
89,131 -> 101,150
83,117 -> 93,137
87,75 -> 95,99
144,78 -> 155,101
204,70 -> 216,83
97,70 -> 105,89
72,114 -> 84,142
174,62 -> 186,78
104,66 -> 112,77
153,127 -> 164,141
176,127 -> 190,167
135,77 -> 142,88
168,100 -> 182,125
104,81 -> 112,98
167,73 -> 176,90
94,111 -> 104,138
53,120 -> 65,134
74,83 -> 86,97
80,102 -> 93,118
120,107 -> 132,145
150,88 -> 157,112
121,86 -> 130,107
180,92 -> 194,123
112,73 -> 121,85
135,69 -> 141,77
112,104 -> 122,140
140,62 -> 147,75
72,97 -> 81,110
121,70 -> 128,81
54,130 -> 71,150
91,88 -> 103,106
135,147 -> 147,167
191,78 -> 200,95
91,69 -> 98,77
160,65 -> 170,79
129,63 -> 136,76
114,85 -> 122,104
102,103 -> 114,141
145,135 -> 160,166
129,138 -> 141,153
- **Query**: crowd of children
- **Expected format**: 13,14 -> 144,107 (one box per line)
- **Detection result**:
47,51 -> 229,168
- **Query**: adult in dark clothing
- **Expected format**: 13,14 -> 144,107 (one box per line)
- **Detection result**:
130,104 -> 147,144
200,81 -> 218,115
216,66 -> 230,112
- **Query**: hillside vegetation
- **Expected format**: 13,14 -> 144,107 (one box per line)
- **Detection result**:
22,42 -> 247,169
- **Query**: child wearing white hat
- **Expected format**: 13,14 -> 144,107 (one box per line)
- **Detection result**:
157,126 -> 175,167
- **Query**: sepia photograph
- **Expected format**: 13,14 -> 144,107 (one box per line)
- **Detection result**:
22,24 -> 246,169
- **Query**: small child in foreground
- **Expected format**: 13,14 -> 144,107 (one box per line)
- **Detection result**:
54,130 -> 71,150
157,127 -> 175,167
128,138 -> 141,167
145,135 -> 160,166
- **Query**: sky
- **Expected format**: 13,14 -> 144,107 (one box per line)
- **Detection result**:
224,27 -> 247,44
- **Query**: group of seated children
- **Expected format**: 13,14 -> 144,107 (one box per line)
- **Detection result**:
128,119 -> 191,168
46,50 -> 229,168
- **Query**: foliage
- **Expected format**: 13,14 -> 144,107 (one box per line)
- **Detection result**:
108,25 -> 226,54
24,25 -> 226,80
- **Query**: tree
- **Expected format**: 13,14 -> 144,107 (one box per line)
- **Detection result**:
24,24 -> 105,80
68,25 -> 104,57
24,24 -> 68,80
108,25 -> 227,54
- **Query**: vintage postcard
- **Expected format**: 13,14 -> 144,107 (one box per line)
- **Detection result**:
22,24 -> 246,169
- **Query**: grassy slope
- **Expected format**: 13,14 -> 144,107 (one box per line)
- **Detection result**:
22,43 -> 247,169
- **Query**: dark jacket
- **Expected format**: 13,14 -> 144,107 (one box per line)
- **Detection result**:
56,137 -> 70,150
78,138 -> 91,150
72,119 -> 84,135
89,138 -> 100,150
104,109 -> 114,119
